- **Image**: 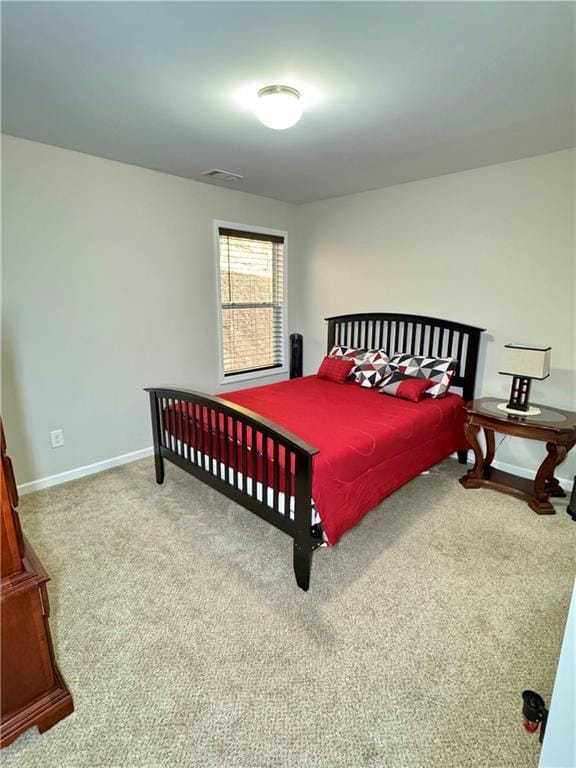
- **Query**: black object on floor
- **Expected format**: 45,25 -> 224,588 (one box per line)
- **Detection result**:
521,690 -> 548,744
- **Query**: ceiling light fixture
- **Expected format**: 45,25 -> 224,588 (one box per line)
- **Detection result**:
254,85 -> 303,130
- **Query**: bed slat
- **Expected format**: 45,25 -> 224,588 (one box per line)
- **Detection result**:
283,448 -> 291,517
250,424 -> 257,498
271,441 -> 278,512
262,432 -> 269,505
213,409 -> 220,473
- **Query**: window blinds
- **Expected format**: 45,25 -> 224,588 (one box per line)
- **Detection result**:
218,227 -> 285,377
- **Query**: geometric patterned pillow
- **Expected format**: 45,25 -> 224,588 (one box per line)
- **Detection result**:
352,350 -> 391,388
388,354 -> 457,398
328,345 -> 371,380
379,370 -> 435,401
329,345 -> 368,363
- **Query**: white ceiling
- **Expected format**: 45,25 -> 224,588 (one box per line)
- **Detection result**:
2,2 -> 574,204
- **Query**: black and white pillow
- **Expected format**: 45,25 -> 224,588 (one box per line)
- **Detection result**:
329,345 -> 367,363
353,350 -> 391,388
329,345 -> 371,379
389,354 -> 457,398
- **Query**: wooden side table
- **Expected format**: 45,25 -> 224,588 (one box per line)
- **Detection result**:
459,398 -> 576,514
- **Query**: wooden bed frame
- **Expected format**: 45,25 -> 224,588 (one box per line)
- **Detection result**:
145,313 -> 485,591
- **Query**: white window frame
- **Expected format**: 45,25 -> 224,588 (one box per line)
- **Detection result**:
213,219 -> 289,386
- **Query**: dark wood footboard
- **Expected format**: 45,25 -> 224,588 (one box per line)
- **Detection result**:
144,387 -> 321,590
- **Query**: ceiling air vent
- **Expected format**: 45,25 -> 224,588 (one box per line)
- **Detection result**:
201,169 -> 244,182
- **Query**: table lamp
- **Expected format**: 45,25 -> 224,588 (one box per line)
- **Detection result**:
498,344 -> 551,415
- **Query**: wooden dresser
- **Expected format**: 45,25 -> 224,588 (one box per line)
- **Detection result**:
0,422 -> 73,748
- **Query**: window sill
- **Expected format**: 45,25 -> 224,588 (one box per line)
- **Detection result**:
219,366 -> 288,387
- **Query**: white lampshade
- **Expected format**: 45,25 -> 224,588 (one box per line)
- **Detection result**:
254,85 -> 303,130
500,344 -> 551,380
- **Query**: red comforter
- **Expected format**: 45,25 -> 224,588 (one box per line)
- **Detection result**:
221,376 -> 467,545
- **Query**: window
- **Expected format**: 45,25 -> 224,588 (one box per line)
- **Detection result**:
216,223 -> 286,381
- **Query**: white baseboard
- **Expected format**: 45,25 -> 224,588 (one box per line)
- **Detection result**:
451,453 -> 573,493
17,447 -> 574,497
17,447 -> 153,496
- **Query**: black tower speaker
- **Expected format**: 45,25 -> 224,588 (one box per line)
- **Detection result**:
289,333 -> 303,379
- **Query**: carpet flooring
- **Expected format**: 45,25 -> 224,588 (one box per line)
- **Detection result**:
3,457 -> 575,768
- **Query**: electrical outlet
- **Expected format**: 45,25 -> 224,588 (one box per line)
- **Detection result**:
50,429 -> 64,448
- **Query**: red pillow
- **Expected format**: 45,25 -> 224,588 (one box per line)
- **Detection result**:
379,370 -> 434,402
317,356 -> 355,384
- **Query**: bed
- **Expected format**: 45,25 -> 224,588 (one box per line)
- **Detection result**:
145,313 -> 485,590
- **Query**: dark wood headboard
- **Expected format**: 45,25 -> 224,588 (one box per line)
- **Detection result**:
326,313 -> 485,402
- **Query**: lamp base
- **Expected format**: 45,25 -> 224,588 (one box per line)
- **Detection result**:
497,402 -> 541,416
506,375 -> 533,412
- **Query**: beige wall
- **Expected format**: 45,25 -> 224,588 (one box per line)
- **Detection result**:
294,150 -> 575,481
3,138 -> 574,486
2,136 -> 297,484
